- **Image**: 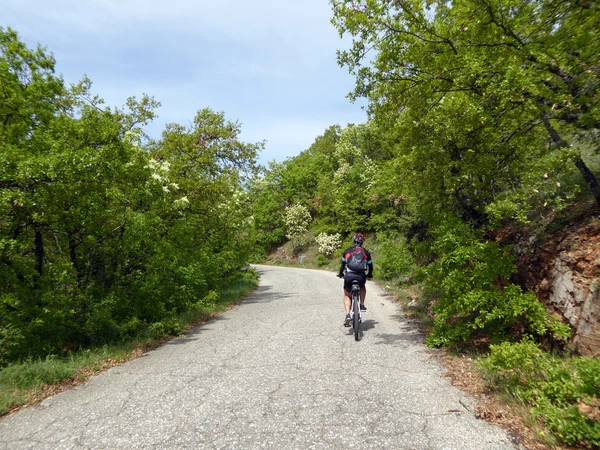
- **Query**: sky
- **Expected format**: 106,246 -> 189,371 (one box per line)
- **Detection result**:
2,0 -> 367,165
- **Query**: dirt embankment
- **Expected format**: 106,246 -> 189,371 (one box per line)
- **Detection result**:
507,216 -> 600,356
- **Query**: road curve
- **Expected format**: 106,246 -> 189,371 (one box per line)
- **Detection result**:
0,265 -> 518,449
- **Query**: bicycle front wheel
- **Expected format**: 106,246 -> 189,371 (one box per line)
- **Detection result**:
353,294 -> 360,341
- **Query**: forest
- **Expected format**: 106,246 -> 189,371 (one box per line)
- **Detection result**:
0,27 -> 261,363
1,0 -> 599,445
249,0 -> 600,445
254,0 -> 598,345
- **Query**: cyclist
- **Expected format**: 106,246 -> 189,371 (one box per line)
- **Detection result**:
337,233 -> 373,327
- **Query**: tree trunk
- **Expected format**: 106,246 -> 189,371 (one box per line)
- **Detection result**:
575,157 -> 600,209
34,230 -> 44,286
542,117 -> 600,209
68,233 -> 83,282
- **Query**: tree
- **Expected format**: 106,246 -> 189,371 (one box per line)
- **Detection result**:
329,2 -> 590,346
150,107 -> 262,284
331,0 -> 600,217
0,29 -> 262,362
249,162 -> 287,250
329,123 -> 377,232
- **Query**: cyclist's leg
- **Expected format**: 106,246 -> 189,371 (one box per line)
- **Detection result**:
343,276 -> 353,314
358,274 -> 367,305
343,289 -> 352,327
343,289 -> 351,314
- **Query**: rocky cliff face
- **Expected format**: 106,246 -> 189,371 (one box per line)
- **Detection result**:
531,220 -> 600,356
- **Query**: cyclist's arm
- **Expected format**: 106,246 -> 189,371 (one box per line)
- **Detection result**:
365,249 -> 373,277
338,251 -> 347,276
367,262 -> 373,278
338,259 -> 346,277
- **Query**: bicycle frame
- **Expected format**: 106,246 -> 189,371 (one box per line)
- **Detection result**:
349,281 -> 362,340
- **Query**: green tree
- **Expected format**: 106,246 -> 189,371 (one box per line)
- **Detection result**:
149,107 -> 262,292
249,162 -> 288,250
0,29 -> 262,362
329,1 -> 593,345
0,27 -> 167,356
331,0 -> 600,219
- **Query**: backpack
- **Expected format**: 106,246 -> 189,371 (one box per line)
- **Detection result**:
346,248 -> 368,272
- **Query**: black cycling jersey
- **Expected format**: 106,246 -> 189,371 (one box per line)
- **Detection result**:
338,245 -> 373,278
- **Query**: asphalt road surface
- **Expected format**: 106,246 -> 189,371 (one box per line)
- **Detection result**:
0,265 -> 518,449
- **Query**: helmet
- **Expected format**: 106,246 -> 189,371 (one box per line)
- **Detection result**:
353,233 -> 364,245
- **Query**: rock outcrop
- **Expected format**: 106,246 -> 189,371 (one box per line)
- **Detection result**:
534,220 -> 600,356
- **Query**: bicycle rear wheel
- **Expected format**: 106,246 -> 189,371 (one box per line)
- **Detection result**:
353,292 -> 360,341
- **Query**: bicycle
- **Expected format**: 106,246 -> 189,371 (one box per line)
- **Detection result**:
349,279 -> 362,341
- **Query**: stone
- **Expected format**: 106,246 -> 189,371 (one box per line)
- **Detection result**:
575,280 -> 600,356
531,220 -> 600,356
550,263 -> 574,309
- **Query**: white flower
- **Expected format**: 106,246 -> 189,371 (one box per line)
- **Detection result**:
315,233 -> 342,256
284,204 -> 312,239
174,196 -> 190,208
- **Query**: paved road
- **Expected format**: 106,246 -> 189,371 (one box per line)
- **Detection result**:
0,265 -> 518,449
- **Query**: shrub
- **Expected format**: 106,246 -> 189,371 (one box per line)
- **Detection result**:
424,222 -> 569,347
148,316 -> 182,339
481,341 -> 600,447
315,232 -> 342,256
376,234 -> 414,280
317,254 -> 330,267
284,204 -> 312,240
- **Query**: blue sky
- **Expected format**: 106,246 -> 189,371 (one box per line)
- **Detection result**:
2,0 -> 367,164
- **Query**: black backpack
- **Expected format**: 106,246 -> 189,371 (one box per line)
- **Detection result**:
346,248 -> 368,272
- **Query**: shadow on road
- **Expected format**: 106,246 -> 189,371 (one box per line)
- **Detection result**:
163,286 -> 296,347
163,315 -> 230,345
367,315 -> 425,347
373,332 -> 424,347
242,285 -> 296,304
361,319 -> 377,332
343,319 -> 378,340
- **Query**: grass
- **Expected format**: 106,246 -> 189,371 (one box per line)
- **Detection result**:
0,274 -> 258,416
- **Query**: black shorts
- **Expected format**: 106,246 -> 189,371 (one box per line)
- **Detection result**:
344,272 -> 366,293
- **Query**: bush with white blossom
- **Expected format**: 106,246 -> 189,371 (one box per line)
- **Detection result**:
284,204 -> 312,240
315,232 -> 342,256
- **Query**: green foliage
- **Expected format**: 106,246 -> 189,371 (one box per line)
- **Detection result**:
284,203 -> 312,239
1,356 -> 77,391
332,0 -> 600,218
0,29 -> 261,364
148,317 -> 182,340
481,341 -> 600,447
283,204 -> 313,255
327,123 -> 378,233
317,254 -> 330,267
424,222 -> 569,346
249,162 -> 287,250
248,123 -> 397,248
375,233 -> 414,281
